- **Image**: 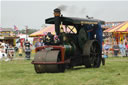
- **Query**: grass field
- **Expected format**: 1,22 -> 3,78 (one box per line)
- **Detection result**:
0,56 -> 128,85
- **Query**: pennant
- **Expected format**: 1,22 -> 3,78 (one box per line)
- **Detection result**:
25,26 -> 28,33
0,27 -> 2,31
14,25 -> 18,31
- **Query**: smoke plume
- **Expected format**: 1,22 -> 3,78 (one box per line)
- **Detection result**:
58,5 -> 67,11
57,5 -> 87,17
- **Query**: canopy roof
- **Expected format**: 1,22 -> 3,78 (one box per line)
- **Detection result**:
0,28 -> 13,32
29,25 -> 54,37
45,17 -> 105,25
104,21 -> 128,33
29,25 -> 77,37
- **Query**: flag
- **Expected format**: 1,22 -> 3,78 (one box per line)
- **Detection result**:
25,26 -> 28,34
14,25 -> 18,31
0,27 -> 2,31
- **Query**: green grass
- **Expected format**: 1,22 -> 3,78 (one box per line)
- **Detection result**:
0,56 -> 128,85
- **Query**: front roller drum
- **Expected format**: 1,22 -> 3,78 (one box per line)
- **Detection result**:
33,50 -> 65,73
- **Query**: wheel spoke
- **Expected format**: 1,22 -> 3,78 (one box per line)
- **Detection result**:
83,40 -> 101,68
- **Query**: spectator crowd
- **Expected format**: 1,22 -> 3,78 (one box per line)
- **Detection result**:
0,41 -> 14,61
1,34 -> 128,62
0,37 -> 45,61
103,37 -> 128,58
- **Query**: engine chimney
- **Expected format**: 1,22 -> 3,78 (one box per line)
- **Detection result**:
54,8 -> 61,35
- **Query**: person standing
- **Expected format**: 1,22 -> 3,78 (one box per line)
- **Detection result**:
18,46 -> 23,57
40,39 -> 44,46
0,42 -> 9,61
123,37 -> 127,46
35,39 -> 41,48
24,39 -> 31,60
125,43 -> 128,56
1,41 -> 7,55
103,40 -> 110,57
102,40 -> 110,65
8,44 -> 15,60
5,42 -> 9,54
113,42 -> 119,57
119,41 -> 126,57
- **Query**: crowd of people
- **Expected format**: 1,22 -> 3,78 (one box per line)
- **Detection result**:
0,38 -> 45,61
0,41 -> 14,61
0,39 -> 32,61
0,32 -> 60,61
1,35 -> 128,62
103,38 -> 128,57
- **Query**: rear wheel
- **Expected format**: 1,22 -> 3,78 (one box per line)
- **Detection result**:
34,50 -> 65,73
83,40 -> 101,68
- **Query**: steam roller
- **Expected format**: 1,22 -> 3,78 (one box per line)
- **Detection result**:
33,46 -> 67,73
34,50 -> 65,73
32,8 -> 105,73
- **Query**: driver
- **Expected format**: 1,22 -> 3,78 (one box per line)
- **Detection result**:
45,32 -> 54,45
